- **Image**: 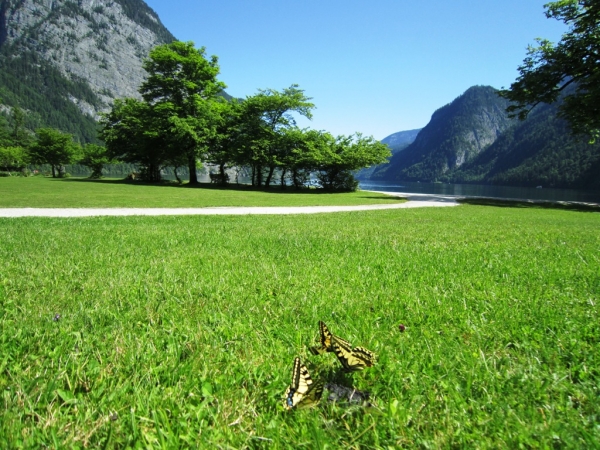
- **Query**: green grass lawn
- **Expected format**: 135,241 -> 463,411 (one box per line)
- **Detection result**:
0,176 -> 401,208
1,205 -> 598,448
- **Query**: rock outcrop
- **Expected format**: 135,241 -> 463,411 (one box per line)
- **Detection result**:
0,0 -> 174,121
370,86 -> 515,181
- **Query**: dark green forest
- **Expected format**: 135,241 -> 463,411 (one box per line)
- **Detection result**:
368,85 -> 600,190
370,86 -> 515,182
443,103 -> 600,189
0,49 -> 102,143
0,0 -> 176,143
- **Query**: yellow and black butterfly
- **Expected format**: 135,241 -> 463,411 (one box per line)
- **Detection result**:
331,336 -> 376,372
310,321 -> 375,371
283,357 -> 324,410
309,320 -> 352,355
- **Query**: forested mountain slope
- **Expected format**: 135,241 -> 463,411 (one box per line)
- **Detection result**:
381,128 -> 422,154
370,86 -> 515,182
443,102 -> 600,189
0,0 -> 175,142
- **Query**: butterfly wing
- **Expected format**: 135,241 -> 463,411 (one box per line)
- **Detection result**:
331,337 -> 375,371
310,320 -> 354,355
309,321 -> 335,355
284,357 -> 323,409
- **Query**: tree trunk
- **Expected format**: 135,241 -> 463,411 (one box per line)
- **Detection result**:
188,154 -> 198,184
256,164 -> 263,187
219,162 -> 227,185
174,166 -> 182,184
51,165 -> 56,178
280,168 -> 287,188
265,165 -> 276,187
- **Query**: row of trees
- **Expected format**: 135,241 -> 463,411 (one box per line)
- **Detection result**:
0,110 -> 108,178
3,41 -> 389,189
100,41 -> 390,190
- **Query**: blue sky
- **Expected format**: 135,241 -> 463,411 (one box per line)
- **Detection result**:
143,0 -> 567,140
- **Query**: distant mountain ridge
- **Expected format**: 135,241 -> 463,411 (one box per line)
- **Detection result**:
381,128 -> 422,153
370,86 -> 515,182
443,101 -> 600,189
355,128 -> 421,180
365,85 -> 600,189
0,0 -> 175,141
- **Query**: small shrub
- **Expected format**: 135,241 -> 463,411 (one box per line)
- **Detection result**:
0,171 -> 11,177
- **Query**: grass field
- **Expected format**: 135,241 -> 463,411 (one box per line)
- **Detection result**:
0,186 -> 599,448
0,177 -> 401,208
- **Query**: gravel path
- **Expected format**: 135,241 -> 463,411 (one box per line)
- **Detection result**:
0,192 -> 458,217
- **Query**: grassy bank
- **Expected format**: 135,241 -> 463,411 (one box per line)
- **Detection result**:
0,176 -> 400,208
1,206 -> 599,448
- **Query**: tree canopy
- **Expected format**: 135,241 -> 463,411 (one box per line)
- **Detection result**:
29,128 -> 80,177
499,0 -> 600,140
139,41 -> 226,183
99,41 -> 389,190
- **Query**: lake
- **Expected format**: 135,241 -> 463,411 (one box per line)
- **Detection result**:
359,180 -> 600,204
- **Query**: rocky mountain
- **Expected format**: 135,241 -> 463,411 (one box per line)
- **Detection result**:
381,128 -> 421,154
365,84 -> 600,189
370,85 -> 515,182
0,0 -> 175,142
443,101 -> 600,189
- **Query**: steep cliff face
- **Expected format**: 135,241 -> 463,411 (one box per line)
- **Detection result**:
0,0 -> 174,141
1,0 -> 173,114
371,86 -> 515,181
444,101 -> 600,189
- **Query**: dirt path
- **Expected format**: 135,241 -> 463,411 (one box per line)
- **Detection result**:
0,193 -> 458,217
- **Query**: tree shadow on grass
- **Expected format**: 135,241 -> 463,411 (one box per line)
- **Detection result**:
55,178 -> 402,200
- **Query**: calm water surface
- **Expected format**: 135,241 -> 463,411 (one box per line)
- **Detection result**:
359,180 -> 600,204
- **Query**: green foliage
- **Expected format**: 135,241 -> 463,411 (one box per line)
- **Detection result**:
100,98 -> 169,181
443,101 -> 600,189
102,44 -> 386,189
0,207 -> 598,447
0,113 -> 12,147
79,144 -> 112,179
136,41 -> 227,183
0,49 -> 101,143
499,0 -> 600,140
0,146 -> 28,171
29,128 -> 80,178
234,85 -> 316,187
315,133 -> 391,191
203,99 -> 244,184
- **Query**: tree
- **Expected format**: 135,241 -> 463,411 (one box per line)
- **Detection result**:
315,133 -> 391,191
80,144 -> 112,179
11,107 -> 29,147
278,127 -> 328,188
203,99 -> 244,185
0,146 -> 29,173
29,128 -> 80,177
100,98 -> 169,181
0,114 -> 12,147
140,41 -> 226,184
237,85 -> 315,187
499,0 -> 600,140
